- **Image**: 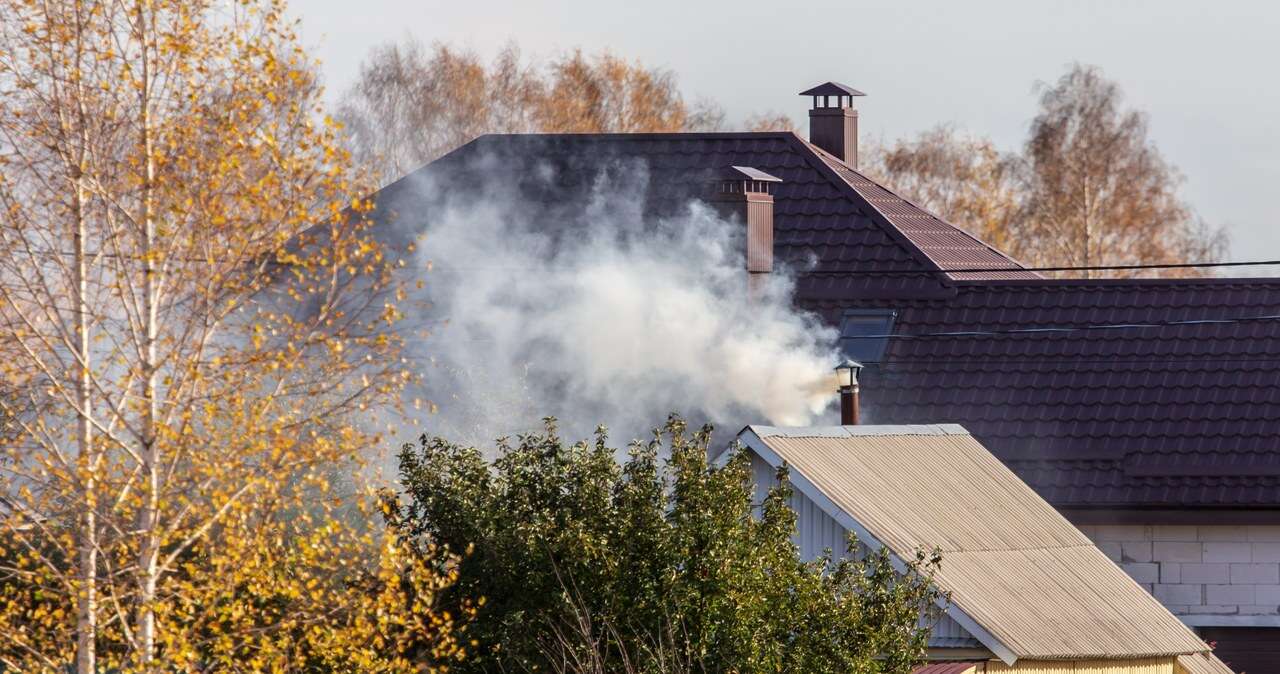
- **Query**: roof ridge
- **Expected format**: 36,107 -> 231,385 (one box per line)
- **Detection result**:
799,141 -> 1039,280
784,137 -> 950,277
475,131 -> 798,142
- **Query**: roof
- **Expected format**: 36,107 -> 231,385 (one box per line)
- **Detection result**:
911,663 -> 982,674
739,424 -> 1212,662
723,165 -> 781,182
799,81 -> 867,97
382,132 -> 1033,286
811,149 -> 1035,281
805,278 -> 1280,509
386,129 -> 1280,510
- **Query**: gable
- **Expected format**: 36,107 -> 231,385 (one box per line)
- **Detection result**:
738,424 -> 1211,662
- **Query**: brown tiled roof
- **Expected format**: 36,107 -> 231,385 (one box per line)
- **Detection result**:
807,278 -> 1280,509
742,424 -> 1212,662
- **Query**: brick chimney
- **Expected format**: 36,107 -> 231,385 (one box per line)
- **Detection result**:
799,82 -> 865,167
709,166 -> 782,298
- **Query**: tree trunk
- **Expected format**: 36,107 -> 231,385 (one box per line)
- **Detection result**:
133,0 -> 161,664
70,2 -> 97,668
73,170 -> 97,674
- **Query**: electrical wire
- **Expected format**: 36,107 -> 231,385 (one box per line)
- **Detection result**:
807,259 -> 1280,276
839,313 -> 1280,341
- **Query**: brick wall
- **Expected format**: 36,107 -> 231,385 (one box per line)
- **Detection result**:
1078,524 -> 1280,621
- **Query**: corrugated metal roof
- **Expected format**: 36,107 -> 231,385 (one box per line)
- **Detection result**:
743,424 -> 1211,661
912,662 -> 982,674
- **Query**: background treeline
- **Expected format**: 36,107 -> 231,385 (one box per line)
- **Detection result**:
340,40 -> 1226,277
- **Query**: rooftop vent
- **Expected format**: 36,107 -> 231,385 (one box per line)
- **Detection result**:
710,166 -> 782,299
799,81 -> 865,167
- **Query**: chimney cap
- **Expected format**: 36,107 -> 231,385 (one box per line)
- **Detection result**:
723,166 -> 782,183
835,358 -> 864,388
799,82 -> 866,98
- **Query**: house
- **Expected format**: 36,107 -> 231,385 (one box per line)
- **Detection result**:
731,423 -> 1235,674
373,81 -> 1280,671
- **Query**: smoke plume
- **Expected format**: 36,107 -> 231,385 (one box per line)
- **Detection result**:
396,157 -> 840,446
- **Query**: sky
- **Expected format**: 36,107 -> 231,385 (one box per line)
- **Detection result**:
289,0 -> 1280,266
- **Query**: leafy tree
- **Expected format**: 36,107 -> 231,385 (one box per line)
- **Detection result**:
391,416 -> 945,674
0,0 -> 465,670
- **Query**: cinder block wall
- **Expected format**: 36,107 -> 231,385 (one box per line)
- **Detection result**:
1078,524 -> 1280,621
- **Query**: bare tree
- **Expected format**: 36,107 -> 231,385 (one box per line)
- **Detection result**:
338,41 -> 545,180
744,111 -> 798,133
1019,63 -> 1226,277
863,125 -> 1022,254
338,39 -> 730,180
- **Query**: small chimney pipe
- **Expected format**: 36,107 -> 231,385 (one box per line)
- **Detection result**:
840,385 -> 859,426
834,359 -> 864,425
708,166 -> 782,299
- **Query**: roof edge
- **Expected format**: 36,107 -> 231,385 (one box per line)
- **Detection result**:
797,140 -> 1036,279
949,276 -> 1280,287
748,424 -> 970,438
781,135 -> 953,278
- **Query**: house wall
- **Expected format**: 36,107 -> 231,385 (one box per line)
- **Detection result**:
984,658 -> 1174,673
1077,524 -> 1280,625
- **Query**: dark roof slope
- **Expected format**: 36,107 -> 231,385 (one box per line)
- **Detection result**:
805,279 -> 1280,509
383,132 -> 1032,290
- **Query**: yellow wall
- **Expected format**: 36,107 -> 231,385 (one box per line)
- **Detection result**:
983,657 -> 1175,674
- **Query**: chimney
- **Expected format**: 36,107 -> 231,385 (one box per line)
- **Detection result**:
799,82 -> 866,167
709,166 -> 782,298
835,359 -> 863,425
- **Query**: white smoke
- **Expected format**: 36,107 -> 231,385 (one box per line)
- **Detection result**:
400,160 -> 840,446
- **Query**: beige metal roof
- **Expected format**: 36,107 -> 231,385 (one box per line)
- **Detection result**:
742,424 -> 1213,662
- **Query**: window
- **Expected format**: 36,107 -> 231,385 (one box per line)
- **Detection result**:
838,309 -> 897,364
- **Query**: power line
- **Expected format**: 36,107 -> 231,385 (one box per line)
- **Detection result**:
841,313 -> 1280,341
809,259 -> 1280,276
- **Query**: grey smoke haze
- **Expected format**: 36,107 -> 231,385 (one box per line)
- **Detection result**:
398,160 -> 840,447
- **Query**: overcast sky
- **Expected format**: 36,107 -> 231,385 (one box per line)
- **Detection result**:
290,0 -> 1280,267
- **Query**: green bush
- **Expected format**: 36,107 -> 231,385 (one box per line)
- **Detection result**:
390,415 -> 945,673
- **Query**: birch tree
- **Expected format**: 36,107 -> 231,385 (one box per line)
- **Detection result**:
1019,63 -> 1227,277
865,65 -> 1228,277
0,0 -> 461,670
